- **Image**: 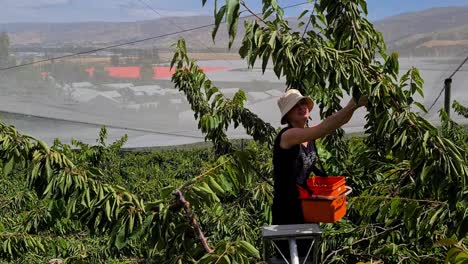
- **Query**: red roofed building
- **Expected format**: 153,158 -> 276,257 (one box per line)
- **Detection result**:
105,66 -> 141,79
83,66 -> 230,80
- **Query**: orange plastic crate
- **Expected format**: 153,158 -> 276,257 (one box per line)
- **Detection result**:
301,196 -> 347,223
297,176 -> 349,223
307,176 -> 345,196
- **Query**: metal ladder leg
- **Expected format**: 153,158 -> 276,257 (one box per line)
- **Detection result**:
288,239 -> 299,264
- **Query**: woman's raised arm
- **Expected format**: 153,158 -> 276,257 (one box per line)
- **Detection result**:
280,97 -> 367,149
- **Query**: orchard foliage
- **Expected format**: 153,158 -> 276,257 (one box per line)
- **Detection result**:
198,0 -> 466,262
1,0 -> 468,263
171,39 -> 275,155
453,100 -> 468,118
0,125 -> 267,263
0,112 -> 466,263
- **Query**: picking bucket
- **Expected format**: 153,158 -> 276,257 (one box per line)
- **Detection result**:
297,176 -> 352,223
308,176 -> 345,196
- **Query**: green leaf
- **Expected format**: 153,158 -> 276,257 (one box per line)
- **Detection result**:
161,185 -> 175,199
429,207 -> 444,226
358,0 -> 368,14
206,86 -> 219,101
414,102 -> 427,113
298,10 -> 309,20
128,214 -> 135,233
212,5 -> 227,41
262,52 -> 269,73
105,200 -> 112,221
232,90 -> 246,105
226,0 -> 240,48
435,238 -> 458,247
3,156 -> 14,176
200,182 -> 219,202
115,224 -> 128,250
420,163 -> 431,182
270,0 -> 278,10
88,167 -> 104,176
238,240 -> 259,258
454,251 -> 468,264
129,214 -> 155,241
389,198 -> 400,217
446,247 -> 463,264
209,177 -> 225,195
221,255 -> 231,264
45,157 -> 52,179
268,31 -> 277,49
38,140 -> 50,154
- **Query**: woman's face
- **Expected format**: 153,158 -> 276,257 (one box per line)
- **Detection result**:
286,99 -> 310,124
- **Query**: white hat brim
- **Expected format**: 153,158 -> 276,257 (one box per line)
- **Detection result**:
280,96 -> 314,124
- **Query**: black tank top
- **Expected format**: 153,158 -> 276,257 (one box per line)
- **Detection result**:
272,127 -> 319,224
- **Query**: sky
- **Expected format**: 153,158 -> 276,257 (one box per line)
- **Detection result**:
0,0 -> 467,23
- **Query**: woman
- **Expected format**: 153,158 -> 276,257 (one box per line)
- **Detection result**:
271,89 -> 367,256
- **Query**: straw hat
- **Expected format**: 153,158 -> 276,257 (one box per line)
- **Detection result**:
277,89 -> 314,124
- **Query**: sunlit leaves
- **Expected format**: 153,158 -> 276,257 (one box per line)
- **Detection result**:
453,101 -> 468,118
171,38 -> 275,154
1,118 -> 272,262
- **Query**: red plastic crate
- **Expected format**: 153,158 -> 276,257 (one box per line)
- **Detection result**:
307,176 -> 345,196
297,176 -> 351,223
301,196 -> 347,223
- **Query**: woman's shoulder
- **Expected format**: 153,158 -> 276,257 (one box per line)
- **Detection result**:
274,127 -> 301,154
274,127 -> 291,143
278,126 -> 293,137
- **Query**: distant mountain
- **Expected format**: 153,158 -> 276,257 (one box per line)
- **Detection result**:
1,6 -> 468,56
374,6 -> 468,56
0,16 -> 245,51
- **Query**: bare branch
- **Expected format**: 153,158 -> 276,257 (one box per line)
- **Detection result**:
240,1 -> 267,24
174,190 -> 214,254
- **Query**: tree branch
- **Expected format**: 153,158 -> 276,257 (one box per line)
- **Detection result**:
322,223 -> 403,263
302,0 -> 317,38
240,1 -> 267,24
179,159 -> 230,191
174,190 -> 214,254
350,196 -> 448,206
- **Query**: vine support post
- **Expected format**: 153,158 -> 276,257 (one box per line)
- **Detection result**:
444,78 -> 452,117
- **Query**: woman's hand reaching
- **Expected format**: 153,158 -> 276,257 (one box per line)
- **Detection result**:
348,96 -> 369,110
357,96 -> 368,108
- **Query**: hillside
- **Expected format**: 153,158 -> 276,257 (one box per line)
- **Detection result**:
1,6 -> 468,56
0,16 -> 245,51
374,6 -> 468,56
